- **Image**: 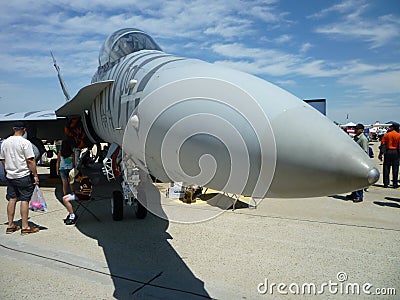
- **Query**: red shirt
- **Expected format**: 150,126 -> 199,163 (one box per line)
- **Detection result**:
381,131 -> 400,150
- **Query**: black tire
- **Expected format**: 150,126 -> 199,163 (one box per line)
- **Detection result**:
134,199 -> 147,219
112,191 -> 124,221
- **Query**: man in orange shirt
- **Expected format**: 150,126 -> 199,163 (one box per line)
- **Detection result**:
378,123 -> 400,188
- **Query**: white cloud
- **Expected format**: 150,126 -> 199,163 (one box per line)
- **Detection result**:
310,0 -> 400,48
0,54 -> 55,77
339,70 -> 400,95
245,3 -> 286,23
0,0 -> 291,66
211,43 -> 271,60
315,18 -> 400,48
210,41 -> 400,107
274,34 -> 292,44
0,0 -> 398,124
274,79 -> 297,87
203,17 -> 254,39
308,0 -> 368,19
299,43 -> 313,53
328,98 -> 399,124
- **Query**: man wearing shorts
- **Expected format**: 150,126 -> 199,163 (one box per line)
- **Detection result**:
0,121 -> 40,235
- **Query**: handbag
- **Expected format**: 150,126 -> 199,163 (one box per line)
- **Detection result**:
29,185 -> 48,212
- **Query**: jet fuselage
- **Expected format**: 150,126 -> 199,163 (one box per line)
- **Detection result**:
80,29 -> 379,198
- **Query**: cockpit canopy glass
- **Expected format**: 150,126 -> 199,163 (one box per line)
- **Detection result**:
99,28 -> 162,66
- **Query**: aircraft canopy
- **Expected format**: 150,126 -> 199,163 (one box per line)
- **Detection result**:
99,28 -> 162,67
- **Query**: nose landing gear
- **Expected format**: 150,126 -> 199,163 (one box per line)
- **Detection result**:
104,143 -> 148,221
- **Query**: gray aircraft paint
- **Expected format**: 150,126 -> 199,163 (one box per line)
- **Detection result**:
57,28 -> 379,198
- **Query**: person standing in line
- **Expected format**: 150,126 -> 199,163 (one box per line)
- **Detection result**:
378,123 -> 400,188
56,139 -> 75,195
0,121 -> 40,234
346,123 -> 369,203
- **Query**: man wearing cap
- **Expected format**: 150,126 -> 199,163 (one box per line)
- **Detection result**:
0,121 -> 40,234
62,168 -> 92,225
378,122 -> 400,188
346,123 -> 369,203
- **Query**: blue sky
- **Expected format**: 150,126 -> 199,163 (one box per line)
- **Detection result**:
0,0 -> 399,124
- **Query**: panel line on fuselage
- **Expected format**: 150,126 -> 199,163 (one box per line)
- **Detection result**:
116,54 -> 176,124
110,53 -> 172,129
103,52 -> 157,129
122,58 -> 187,126
92,51 -> 190,143
135,58 -> 186,93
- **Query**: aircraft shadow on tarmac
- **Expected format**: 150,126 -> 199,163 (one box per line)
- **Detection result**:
52,168 -> 211,300
198,192 -> 249,210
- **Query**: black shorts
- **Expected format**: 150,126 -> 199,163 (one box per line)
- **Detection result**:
6,175 -> 35,201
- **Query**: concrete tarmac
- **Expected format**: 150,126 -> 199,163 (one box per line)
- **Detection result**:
0,142 -> 399,299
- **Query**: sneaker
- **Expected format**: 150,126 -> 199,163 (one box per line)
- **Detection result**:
353,198 -> 363,203
21,227 -> 40,235
65,216 -> 78,225
63,214 -> 70,223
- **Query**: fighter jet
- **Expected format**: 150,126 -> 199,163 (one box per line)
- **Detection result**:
0,28 -> 379,220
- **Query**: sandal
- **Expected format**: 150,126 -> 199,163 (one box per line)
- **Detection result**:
6,224 -> 21,234
21,227 -> 40,235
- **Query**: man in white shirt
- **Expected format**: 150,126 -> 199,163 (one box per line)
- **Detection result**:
0,121 -> 40,235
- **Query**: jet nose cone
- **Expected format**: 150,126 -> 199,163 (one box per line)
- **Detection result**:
368,167 -> 380,185
266,106 -> 381,198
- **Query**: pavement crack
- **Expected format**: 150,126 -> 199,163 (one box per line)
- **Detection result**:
234,212 -> 400,232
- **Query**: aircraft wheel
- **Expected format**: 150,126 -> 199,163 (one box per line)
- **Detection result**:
134,199 -> 147,219
112,191 -> 124,221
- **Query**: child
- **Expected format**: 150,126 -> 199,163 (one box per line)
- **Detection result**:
56,139 -> 75,195
62,168 -> 92,225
